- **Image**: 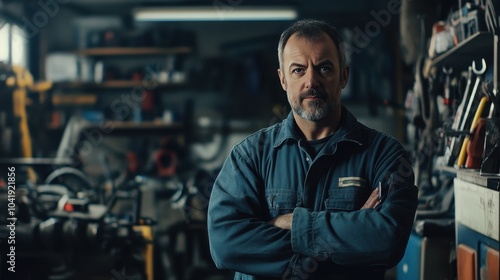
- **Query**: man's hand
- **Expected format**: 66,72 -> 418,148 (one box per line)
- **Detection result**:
361,187 -> 381,209
268,213 -> 293,230
269,187 -> 381,230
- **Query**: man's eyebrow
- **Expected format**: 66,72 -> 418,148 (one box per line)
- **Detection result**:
289,62 -> 306,70
316,59 -> 334,66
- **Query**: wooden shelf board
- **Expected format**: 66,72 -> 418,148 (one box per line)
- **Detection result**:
74,47 -> 191,56
52,94 -> 97,106
54,80 -> 186,89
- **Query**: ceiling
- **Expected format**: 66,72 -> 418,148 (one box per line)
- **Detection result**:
3,0 -> 391,26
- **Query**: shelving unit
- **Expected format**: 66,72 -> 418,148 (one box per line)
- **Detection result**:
426,31 -> 500,280
74,47 -> 192,56
428,32 -> 498,173
40,23 -> 197,158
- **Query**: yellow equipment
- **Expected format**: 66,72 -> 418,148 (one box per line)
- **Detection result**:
3,64 -> 52,182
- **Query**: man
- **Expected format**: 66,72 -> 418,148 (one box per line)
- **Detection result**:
207,19 -> 418,280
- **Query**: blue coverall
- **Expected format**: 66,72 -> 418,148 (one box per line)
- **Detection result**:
208,106 -> 418,279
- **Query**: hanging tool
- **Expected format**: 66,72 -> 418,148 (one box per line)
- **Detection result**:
466,118 -> 487,169
457,96 -> 489,167
457,59 -> 490,168
462,60 -> 487,134
456,59 -> 487,167
485,84 -> 500,113
454,67 -> 474,130
445,66 -> 474,166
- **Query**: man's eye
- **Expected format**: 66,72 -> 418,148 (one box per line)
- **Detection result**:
319,67 -> 332,73
292,68 -> 304,74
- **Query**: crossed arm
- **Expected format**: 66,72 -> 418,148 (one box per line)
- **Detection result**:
208,147 -> 417,277
269,187 -> 382,230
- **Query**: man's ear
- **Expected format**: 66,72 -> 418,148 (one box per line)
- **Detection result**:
277,69 -> 287,91
341,66 -> 350,89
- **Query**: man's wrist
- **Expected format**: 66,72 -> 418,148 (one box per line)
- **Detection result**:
269,213 -> 293,230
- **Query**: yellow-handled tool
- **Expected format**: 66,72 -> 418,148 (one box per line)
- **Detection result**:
457,96 -> 490,167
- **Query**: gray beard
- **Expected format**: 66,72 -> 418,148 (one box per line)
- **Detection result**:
292,99 -> 333,121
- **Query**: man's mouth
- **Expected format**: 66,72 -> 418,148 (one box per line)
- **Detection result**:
301,90 -> 326,101
304,96 -> 320,100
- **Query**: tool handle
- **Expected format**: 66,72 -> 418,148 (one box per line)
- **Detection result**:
466,118 -> 487,169
457,96 -> 490,167
457,138 -> 470,167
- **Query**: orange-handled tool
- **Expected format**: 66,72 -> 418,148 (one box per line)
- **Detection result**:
457,96 -> 490,167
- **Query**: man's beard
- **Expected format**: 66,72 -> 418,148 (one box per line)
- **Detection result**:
289,89 -> 337,121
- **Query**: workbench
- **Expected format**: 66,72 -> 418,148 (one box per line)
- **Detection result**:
454,169 -> 499,280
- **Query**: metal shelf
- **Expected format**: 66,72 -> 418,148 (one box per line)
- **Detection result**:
430,32 -> 494,70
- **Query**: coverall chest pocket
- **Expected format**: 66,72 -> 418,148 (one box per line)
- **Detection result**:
324,187 -> 367,212
265,189 -> 298,218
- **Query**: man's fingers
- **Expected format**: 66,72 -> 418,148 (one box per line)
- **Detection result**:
268,213 -> 293,230
361,187 -> 380,209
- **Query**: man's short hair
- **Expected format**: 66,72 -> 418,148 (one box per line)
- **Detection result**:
278,19 -> 347,75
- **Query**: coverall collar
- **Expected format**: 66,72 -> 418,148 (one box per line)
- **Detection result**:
273,105 -> 364,149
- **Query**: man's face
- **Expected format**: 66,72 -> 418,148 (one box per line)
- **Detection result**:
278,33 -> 349,122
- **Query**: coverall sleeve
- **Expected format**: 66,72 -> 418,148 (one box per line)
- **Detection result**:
207,147 -> 294,277
291,146 -> 418,269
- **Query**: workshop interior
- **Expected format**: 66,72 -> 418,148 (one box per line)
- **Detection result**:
0,0 -> 499,279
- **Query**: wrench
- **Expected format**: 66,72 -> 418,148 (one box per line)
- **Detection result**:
454,66 -> 474,132
461,59 -> 487,133
456,58 -> 488,167
445,66 -> 473,166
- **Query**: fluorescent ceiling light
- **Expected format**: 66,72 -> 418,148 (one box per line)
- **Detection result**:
134,6 -> 297,21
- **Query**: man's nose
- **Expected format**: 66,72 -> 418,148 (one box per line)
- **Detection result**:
304,68 -> 319,89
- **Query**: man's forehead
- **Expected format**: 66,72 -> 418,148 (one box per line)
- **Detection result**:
289,32 -> 334,44
283,33 -> 338,61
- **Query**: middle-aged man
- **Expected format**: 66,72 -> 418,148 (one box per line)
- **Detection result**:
207,19 -> 418,280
